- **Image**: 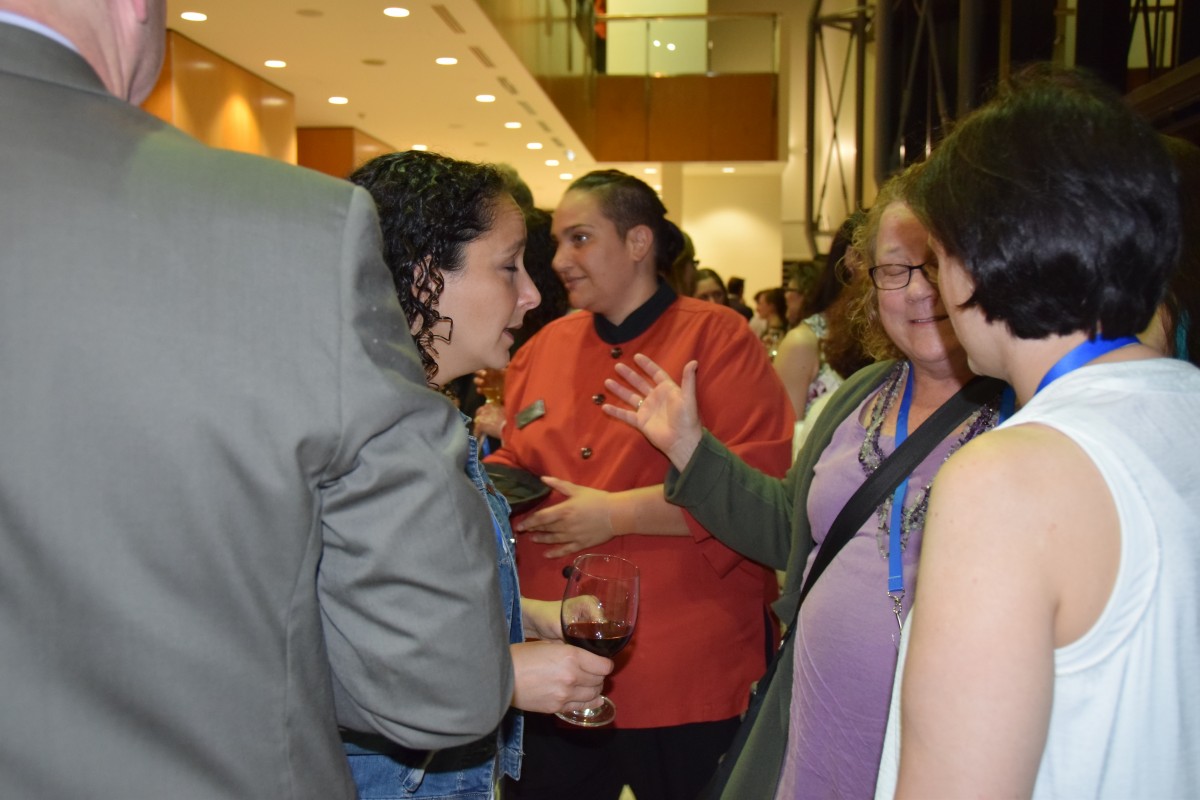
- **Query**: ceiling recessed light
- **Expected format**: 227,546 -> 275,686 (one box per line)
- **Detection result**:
436,57 -> 458,66
526,142 -> 543,150
180,11 -> 207,21
412,144 -> 428,151
383,7 -> 411,17
328,96 -> 349,105
566,150 -> 576,161
644,167 -> 658,175
722,167 -> 736,173
505,122 -> 522,129
667,43 -> 676,51
545,159 -> 560,167
652,39 -> 661,47
264,59 -> 287,69
654,184 -> 663,191
476,94 -> 496,103
559,173 -> 574,180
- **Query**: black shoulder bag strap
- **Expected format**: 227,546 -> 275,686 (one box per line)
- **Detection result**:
797,374 -> 1006,607
699,374 -> 1004,800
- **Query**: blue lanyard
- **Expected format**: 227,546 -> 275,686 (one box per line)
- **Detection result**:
1035,336 -> 1138,395
887,367 -> 915,597
887,371 -> 1014,611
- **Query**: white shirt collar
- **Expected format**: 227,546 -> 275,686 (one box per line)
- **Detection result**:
0,10 -> 80,54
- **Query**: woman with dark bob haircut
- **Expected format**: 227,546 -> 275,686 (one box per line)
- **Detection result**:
875,67 -> 1200,798
342,150 -> 613,800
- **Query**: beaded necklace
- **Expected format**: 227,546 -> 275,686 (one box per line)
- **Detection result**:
858,362 -> 1002,561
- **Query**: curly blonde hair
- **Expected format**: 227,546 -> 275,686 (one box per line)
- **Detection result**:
845,163 -> 925,362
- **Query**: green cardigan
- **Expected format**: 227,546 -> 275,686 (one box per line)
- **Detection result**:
663,360 -> 895,800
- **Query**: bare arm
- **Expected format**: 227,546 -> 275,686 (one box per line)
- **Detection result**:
896,426 -> 1119,797
773,323 -> 821,420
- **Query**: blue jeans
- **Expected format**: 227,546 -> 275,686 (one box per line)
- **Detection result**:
345,746 -> 495,800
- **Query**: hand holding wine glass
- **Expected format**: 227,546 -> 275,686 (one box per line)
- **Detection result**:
556,553 -> 639,727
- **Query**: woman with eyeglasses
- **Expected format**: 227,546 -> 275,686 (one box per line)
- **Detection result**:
600,165 -> 1009,799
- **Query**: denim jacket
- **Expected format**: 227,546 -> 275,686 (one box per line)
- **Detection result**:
343,415 -> 523,799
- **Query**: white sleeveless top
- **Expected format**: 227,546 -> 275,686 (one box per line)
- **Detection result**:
876,358 -> 1200,799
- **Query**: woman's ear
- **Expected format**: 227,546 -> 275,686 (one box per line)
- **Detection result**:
625,224 -> 654,263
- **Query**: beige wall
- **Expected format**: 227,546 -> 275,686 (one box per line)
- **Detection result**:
678,172 -> 784,300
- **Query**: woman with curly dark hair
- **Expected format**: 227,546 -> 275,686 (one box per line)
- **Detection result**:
343,150 -> 612,800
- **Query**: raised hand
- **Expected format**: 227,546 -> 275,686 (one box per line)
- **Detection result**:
602,353 -> 704,471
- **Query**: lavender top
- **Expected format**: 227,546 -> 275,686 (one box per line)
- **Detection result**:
773,388 -> 963,799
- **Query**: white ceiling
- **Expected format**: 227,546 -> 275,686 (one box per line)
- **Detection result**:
163,0 -> 623,207
164,0 -> 785,209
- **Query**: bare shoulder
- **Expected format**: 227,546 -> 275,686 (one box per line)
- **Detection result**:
927,422 -> 1119,642
780,323 -> 818,351
934,422 -> 1098,505
774,324 -> 819,371
925,422 -> 1110,572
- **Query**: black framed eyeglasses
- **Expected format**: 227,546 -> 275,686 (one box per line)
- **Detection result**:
869,262 -> 937,290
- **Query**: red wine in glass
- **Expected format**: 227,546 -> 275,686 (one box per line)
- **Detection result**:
556,553 -> 639,727
563,619 -> 633,658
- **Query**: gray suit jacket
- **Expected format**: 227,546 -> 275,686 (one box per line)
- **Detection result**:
0,22 -> 512,799
665,361 -> 895,799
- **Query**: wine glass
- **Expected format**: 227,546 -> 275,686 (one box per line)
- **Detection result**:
556,553 -> 639,727
475,368 -> 506,404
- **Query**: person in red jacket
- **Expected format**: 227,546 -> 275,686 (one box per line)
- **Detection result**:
486,169 -> 794,800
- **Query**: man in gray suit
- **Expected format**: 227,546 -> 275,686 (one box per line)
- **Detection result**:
0,1 -> 513,797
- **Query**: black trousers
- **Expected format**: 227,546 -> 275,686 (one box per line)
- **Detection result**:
502,713 -> 740,800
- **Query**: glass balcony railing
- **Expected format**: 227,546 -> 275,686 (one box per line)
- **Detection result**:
596,14 -> 779,77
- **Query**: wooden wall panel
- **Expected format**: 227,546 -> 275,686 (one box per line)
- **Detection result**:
141,31 -> 296,164
593,74 -> 777,162
296,128 -> 355,180
648,75 -> 711,161
541,75 -> 596,151
708,74 -> 777,160
297,128 -> 396,180
594,76 -> 647,161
